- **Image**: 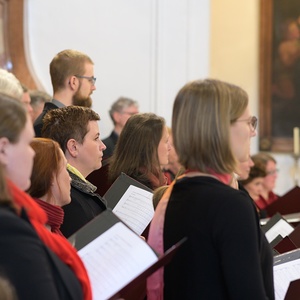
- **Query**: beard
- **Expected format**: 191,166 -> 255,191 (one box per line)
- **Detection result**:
72,88 -> 93,108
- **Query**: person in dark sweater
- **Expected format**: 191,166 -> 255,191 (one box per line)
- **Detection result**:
42,106 -> 107,237
147,79 -> 274,300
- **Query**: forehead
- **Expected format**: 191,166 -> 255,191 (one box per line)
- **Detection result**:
122,104 -> 139,112
266,160 -> 276,169
85,120 -> 99,135
84,62 -> 94,75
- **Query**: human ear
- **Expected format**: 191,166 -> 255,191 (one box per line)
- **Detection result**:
66,139 -> 78,158
68,76 -> 78,91
0,137 -> 10,166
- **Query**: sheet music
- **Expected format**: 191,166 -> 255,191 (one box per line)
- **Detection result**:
78,222 -> 158,300
112,185 -> 154,235
265,219 -> 294,243
274,258 -> 300,300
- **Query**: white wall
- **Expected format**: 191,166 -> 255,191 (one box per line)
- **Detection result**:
25,0 -> 294,195
24,0 -> 210,137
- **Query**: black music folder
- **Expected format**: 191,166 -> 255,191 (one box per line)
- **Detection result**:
68,209 -> 186,300
273,249 -> 300,300
261,212 -> 294,244
103,172 -> 153,208
103,173 -> 154,235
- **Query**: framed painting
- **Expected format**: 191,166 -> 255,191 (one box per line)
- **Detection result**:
259,0 -> 300,152
0,0 -> 10,69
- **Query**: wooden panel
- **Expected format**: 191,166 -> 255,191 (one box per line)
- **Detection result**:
7,0 -> 37,88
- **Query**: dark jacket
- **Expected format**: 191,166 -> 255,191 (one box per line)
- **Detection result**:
60,171 -> 107,237
0,206 -> 82,300
102,131 -> 119,159
34,102 -> 59,137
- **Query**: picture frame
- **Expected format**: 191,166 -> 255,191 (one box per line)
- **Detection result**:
0,0 -> 10,69
259,0 -> 300,152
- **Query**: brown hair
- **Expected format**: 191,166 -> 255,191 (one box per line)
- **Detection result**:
152,185 -> 168,209
0,92 -> 27,143
0,93 -> 26,211
239,165 -> 267,186
27,138 -> 64,201
108,113 -> 166,189
50,49 -> 94,93
0,164 -> 15,211
251,153 -> 277,172
41,106 -> 100,153
172,79 -> 248,174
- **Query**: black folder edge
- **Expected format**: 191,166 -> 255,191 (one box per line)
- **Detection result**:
273,248 -> 300,300
273,248 -> 300,266
270,234 -> 284,248
68,208 -> 146,251
103,172 -> 153,209
261,212 -> 288,234
108,236 -> 187,300
68,208 -> 187,300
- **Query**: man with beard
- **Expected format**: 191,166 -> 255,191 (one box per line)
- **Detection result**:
34,49 -> 96,137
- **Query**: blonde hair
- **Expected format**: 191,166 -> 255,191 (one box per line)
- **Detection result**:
0,69 -> 23,100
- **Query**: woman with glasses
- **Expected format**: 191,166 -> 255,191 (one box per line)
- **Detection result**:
147,79 -> 274,299
251,153 -> 279,211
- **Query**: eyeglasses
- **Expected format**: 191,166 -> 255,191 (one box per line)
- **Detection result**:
266,169 -> 279,176
74,75 -> 96,85
235,116 -> 258,131
121,111 -> 137,116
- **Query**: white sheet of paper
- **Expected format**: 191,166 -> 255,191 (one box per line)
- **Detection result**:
79,222 -> 158,300
265,219 -> 294,243
112,185 -> 154,235
273,258 -> 300,300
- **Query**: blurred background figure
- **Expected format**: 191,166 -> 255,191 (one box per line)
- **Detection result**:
20,84 -> 33,119
27,138 -> 71,236
252,153 -> 279,211
239,162 -> 268,218
162,127 -> 183,184
103,96 -> 139,160
0,69 -> 22,100
29,90 -> 51,123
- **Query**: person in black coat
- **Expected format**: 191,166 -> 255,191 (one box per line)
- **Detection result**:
0,159 -> 82,300
102,97 -> 139,159
42,106 -> 107,237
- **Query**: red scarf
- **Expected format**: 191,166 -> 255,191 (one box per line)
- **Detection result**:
7,180 -> 92,300
33,198 -> 64,236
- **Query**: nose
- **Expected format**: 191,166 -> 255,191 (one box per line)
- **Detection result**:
100,140 -> 106,151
